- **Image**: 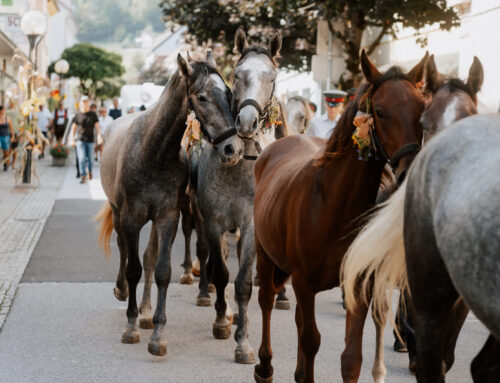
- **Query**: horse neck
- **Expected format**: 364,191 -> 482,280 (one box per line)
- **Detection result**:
319,152 -> 385,223
142,76 -> 188,163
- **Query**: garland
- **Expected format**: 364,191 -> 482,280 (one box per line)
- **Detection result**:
352,98 -> 375,161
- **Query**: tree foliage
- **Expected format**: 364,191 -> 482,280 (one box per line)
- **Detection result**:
160,0 -> 460,85
48,43 -> 125,98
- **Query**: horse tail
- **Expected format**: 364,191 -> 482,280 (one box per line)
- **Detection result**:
341,179 -> 408,324
95,201 -> 114,259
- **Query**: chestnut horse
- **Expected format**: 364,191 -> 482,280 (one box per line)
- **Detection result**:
253,50 -> 427,383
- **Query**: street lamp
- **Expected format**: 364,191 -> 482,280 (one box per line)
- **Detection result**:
20,10 -> 47,185
55,59 -> 69,96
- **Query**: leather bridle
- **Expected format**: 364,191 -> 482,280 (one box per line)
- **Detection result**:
365,97 -> 421,171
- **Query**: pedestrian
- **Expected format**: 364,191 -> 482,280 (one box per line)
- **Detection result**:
95,106 -> 112,161
70,96 -> 102,184
306,89 -> 347,139
36,104 -> 52,158
108,98 -> 122,120
0,105 -> 15,171
308,101 -> 317,116
53,100 -> 68,144
7,100 -> 19,170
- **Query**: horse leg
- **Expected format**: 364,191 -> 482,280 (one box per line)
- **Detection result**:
341,286 -> 370,383
294,300 -> 305,382
112,213 -> 128,301
120,213 -> 143,345
275,286 -> 290,310
254,240 -> 277,383
179,193 -> 194,285
443,298 -> 469,371
147,213 -> 179,356
292,276 -> 320,383
471,334 -> 500,383
207,228 -> 232,340
234,224 -> 255,364
139,223 -> 158,329
371,302 -> 387,383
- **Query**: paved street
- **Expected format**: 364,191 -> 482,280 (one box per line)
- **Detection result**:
0,155 -> 490,382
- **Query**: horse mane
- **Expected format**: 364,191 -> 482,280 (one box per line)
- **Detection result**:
314,66 -> 414,168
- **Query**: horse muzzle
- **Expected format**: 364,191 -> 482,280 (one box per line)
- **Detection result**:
235,106 -> 260,138
216,135 -> 244,166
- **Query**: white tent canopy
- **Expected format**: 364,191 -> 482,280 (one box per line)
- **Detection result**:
120,83 -> 164,110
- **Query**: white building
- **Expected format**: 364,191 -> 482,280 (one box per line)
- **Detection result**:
47,0 -> 77,63
313,0 -> 500,112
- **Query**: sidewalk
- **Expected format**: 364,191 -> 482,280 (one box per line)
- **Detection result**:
0,155 -> 67,329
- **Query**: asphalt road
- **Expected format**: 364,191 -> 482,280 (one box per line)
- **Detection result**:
0,162 -> 490,383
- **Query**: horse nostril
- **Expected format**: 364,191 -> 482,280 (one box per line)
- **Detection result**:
252,118 -> 258,131
235,115 -> 241,129
224,144 -> 235,158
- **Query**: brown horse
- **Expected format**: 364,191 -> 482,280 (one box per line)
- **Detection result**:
252,50 -> 427,383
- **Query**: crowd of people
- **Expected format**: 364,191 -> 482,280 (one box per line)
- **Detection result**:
0,96 -> 130,185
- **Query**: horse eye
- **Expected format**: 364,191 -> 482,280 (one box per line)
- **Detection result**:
197,95 -> 208,102
375,108 -> 385,118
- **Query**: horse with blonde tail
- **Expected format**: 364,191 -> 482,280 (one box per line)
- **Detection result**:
341,57 -> 500,383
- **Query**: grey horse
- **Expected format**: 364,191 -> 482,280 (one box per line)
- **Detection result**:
342,57 -> 500,382
96,53 -> 243,357
189,28 -> 285,364
285,96 -> 312,134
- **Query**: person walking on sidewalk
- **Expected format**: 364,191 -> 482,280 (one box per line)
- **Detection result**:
36,104 -> 52,159
70,96 -> 102,184
0,106 -> 15,171
95,106 -> 112,161
53,100 -> 68,144
108,98 -> 122,120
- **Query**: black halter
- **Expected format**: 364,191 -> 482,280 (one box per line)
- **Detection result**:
187,96 -> 237,146
366,98 -> 421,170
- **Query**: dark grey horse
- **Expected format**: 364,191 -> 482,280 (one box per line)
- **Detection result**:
342,57 -> 500,382
97,53 -> 243,356
189,28 -> 285,364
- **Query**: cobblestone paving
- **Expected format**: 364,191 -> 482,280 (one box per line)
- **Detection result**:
0,165 -> 66,329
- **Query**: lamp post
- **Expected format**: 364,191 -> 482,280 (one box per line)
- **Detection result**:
55,59 -> 69,97
20,10 -> 47,184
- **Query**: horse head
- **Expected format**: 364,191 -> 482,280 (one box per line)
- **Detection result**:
420,55 -> 483,141
232,27 -> 281,138
358,50 -> 428,184
178,52 -> 243,165
286,96 -> 312,134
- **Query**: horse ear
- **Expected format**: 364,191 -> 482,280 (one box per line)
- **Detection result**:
424,54 -> 442,95
186,52 -> 193,63
408,51 -> 429,84
177,54 -> 193,78
466,56 -> 484,96
234,26 -> 248,53
269,31 -> 282,58
360,49 -> 381,84
206,50 -> 217,69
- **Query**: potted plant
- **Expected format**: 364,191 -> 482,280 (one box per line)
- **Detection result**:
50,143 -> 69,166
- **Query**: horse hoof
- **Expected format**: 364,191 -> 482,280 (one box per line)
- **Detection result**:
274,299 -> 290,310
213,323 -> 231,339
121,331 -> 140,344
235,350 -> 255,364
208,283 -> 216,293
196,296 -> 211,306
409,356 -> 417,372
148,341 -> 167,356
254,369 -> 272,383
139,317 -> 154,329
114,286 -> 128,301
180,272 -> 194,285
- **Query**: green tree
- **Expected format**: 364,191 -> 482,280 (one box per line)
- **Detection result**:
48,43 -> 125,98
160,0 -> 459,85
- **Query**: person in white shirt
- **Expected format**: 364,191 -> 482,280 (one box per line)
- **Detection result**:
306,89 -> 347,139
95,106 -> 113,161
36,104 -> 52,159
